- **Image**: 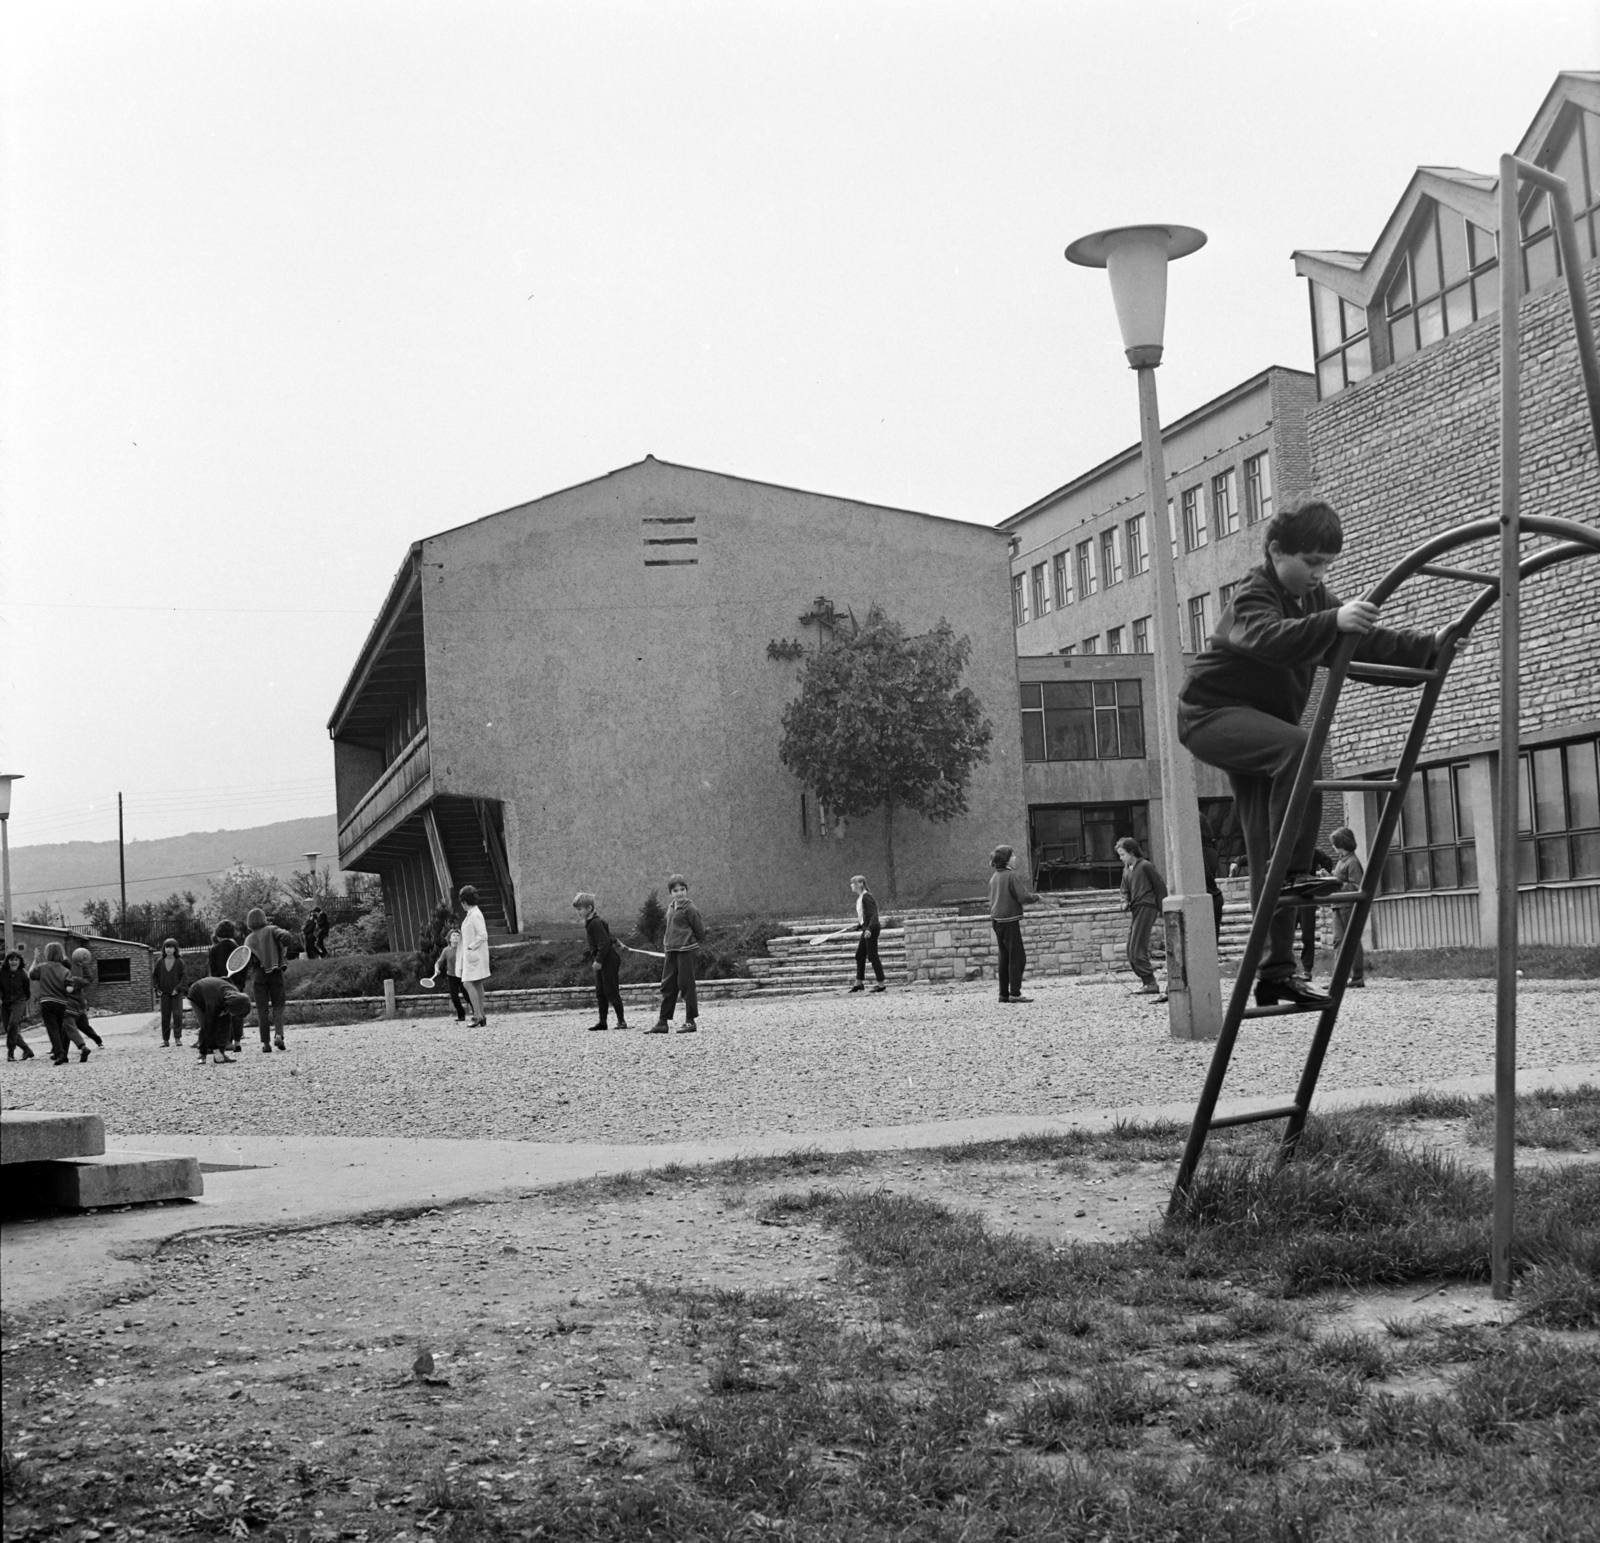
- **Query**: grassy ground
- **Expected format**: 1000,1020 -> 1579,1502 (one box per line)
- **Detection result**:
3,1091 -> 1597,1541
1361,944 -> 1600,980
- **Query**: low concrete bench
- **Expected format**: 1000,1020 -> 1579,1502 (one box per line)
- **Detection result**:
0,1110 -> 106,1165
1,1110 -> 201,1212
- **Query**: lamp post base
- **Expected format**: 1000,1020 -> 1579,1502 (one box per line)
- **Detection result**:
1162,892 -> 1223,1041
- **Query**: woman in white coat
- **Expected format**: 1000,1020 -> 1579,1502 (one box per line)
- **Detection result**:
455,885 -> 492,1026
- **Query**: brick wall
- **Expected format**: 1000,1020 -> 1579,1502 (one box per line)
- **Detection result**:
1309,263 -> 1600,773
8,925 -> 154,1016
903,893 -> 1156,983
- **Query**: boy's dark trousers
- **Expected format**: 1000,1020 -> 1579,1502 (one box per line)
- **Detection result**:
41,1002 -> 86,1060
855,928 -> 884,983
7,1003 -> 35,1058
992,919 -> 1025,999
253,970 -> 287,1045
660,949 -> 698,1022
1126,904 -> 1160,987
595,951 -> 626,1025
159,994 -> 184,1043
442,975 -> 468,1021
1180,705 -> 1319,983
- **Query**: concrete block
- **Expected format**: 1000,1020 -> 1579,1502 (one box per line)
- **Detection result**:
46,1151 -> 203,1209
1,1111 -> 106,1165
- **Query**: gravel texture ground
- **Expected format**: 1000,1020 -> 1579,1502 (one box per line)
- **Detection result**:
2,976 -> 1596,1144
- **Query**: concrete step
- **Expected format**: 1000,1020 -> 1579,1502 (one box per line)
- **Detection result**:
1,1111 -> 106,1165
40,1150 -> 204,1210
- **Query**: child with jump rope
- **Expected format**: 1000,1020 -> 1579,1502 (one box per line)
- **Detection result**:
645,874 -> 705,1034
573,893 -> 627,1032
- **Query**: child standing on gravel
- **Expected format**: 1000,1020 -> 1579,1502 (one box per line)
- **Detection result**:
68,948 -> 105,1049
244,907 -> 300,1053
647,874 -> 705,1034
988,846 -> 1039,1004
431,928 -> 469,1023
29,943 -> 90,1063
573,893 -> 627,1032
1328,828 -> 1367,988
848,875 -> 886,994
1117,838 -> 1167,997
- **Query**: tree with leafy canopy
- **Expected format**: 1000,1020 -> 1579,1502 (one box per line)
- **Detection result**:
778,605 -> 994,898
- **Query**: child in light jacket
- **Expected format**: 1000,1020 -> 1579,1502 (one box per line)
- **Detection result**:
647,874 -> 705,1034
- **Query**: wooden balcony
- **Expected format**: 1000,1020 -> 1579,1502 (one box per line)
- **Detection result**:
337,726 -> 433,865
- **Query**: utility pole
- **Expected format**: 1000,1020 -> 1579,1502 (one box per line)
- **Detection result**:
118,792 -> 127,936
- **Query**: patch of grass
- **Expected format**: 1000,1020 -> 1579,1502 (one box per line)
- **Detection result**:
1183,1394 -> 1308,1471
1362,943 -> 1600,979
1454,1338 -> 1600,1438
1464,1083 -> 1600,1152
1014,1364 -> 1174,1451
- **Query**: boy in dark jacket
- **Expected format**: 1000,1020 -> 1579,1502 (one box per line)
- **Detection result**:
186,977 -> 252,1065
573,893 -> 627,1032
647,874 -> 705,1034
847,875 -> 885,993
988,845 -> 1040,1003
1117,838 -> 1168,995
1178,500 -> 1444,1007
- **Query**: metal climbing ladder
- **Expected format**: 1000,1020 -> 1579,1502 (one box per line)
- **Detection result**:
1167,511 -> 1600,1208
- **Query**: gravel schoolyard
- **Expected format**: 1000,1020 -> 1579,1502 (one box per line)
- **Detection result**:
4,975 -> 1596,1144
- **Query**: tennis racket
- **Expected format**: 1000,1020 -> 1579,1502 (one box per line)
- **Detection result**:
225,945 -> 252,975
808,926 -> 857,947
420,976 -> 437,989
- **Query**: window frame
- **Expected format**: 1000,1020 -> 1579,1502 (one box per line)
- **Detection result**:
1031,561 -> 1049,619
1052,550 -> 1072,608
1211,467 -> 1238,537
1076,539 -> 1099,599
1181,485 -> 1207,552
1011,572 -> 1028,627
1310,280 -> 1372,399
1019,679 -> 1146,764
1131,616 -> 1150,654
1375,759 -> 1477,895
1125,513 -> 1148,576
1099,526 -> 1124,588
1186,593 -> 1210,654
1244,451 -> 1273,525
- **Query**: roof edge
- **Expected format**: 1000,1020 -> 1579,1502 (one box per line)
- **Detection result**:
326,545 -> 423,737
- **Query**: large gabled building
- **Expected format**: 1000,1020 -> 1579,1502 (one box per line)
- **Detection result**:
329,457 -> 1029,948
1293,71 -> 1600,950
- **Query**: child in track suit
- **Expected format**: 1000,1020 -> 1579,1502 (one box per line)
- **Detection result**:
1177,500 -> 1443,1009
648,874 -> 705,1034
988,845 -> 1040,1003
1117,838 -> 1168,995
574,893 -> 627,1032
848,875 -> 885,993
432,929 -> 468,1022
244,907 -> 299,1052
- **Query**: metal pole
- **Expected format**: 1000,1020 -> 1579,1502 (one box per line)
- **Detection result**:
1493,154 -> 1522,1301
1,815 -> 12,957
1136,366 -> 1223,1042
118,792 -> 128,937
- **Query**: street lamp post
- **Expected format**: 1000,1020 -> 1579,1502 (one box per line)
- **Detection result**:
0,775 -> 21,957
1065,224 -> 1222,1042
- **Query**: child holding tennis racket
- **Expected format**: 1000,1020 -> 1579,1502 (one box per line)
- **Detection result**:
424,929 -> 469,1022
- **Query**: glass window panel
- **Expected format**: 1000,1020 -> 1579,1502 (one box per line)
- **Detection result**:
1412,214 -> 1441,297
1386,262 -> 1412,314
1431,847 -> 1460,890
1571,831 -> 1600,880
1584,109 -> 1600,203
1095,711 -> 1119,759
1401,776 -> 1428,848
1312,283 -> 1342,356
1131,805 -> 1150,845
1404,851 -> 1430,890
1468,221 -> 1498,268
1083,812 -> 1119,862
1032,806 -> 1083,849
1458,843 -> 1478,889
1453,764 -> 1476,839
1043,681 -> 1093,710
1118,678 -> 1142,705
1340,297 -> 1366,340
1425,765 -> 1457,843
1521,188 -> 1551,235
1020,683 -> 1042,708
1537,836 -> 1571,883
1418,298 -> 1445,347
1344,337 -> 1372,384
1524,231 -> 1559,290
1551,119 -> 1584,206
1472,270 -> 1500,321
1117,706 -> 1145,758
1045,708 -> 1097,761
1092,681 -> 1116,707
1021,713 -> 1045,762
1444,283 -> 1473,335
1533,745 -> 1566,832
1517,836 -> 1536,885
1564,740 -> 1599,828
1438,208 -> 1470,285
1518,754 -> 1532,833
1390,312 -> 1418,360
1381,851 -> 1404,895
1053,552 -> 1072,606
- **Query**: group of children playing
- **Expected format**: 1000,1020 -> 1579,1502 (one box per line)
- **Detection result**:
3,945 -> 108,1063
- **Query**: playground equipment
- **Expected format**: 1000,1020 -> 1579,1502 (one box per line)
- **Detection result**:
1169,154 -> 1600,1303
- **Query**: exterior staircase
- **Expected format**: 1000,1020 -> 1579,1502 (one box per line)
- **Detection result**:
432,796 -> 516,937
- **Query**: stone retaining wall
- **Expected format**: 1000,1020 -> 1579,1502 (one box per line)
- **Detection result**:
903,894 -> 1161,983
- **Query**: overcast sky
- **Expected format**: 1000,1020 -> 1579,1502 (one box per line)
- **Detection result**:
2,0 -> 1595,852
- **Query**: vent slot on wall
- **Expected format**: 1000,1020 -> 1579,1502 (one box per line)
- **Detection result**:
643,515 -> 698,566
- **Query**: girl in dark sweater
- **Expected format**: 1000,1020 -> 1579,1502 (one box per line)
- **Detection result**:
3,950 -> 35,1060
152,939 -> 187,1046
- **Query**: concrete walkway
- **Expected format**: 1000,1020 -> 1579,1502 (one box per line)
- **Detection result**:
3,1060 -> 1593,1312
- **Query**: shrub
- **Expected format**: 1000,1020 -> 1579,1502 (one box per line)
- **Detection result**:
637,889 -> 666,948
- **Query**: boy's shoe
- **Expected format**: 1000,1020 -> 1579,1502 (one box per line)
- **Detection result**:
587,1022 -> 608,1032
274,1036 -> 286,1051
84,1027 -> 104,1046
216,1052 -> 235,1064
261,1043 -> 272,1053
645,1022 -> 670,1034
1008,996 -> 1034,1004
848,982 -> 865,993
78,1047 -> 91,1062
1254,977 -> 1332,1008
1131,982 -> 1160,995
871,984 -> 887,993
998,995 -> 1010,1003
677,1021 -> 697,1033
1350,980 -> 1366,989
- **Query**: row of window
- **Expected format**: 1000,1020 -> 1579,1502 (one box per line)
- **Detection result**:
1313,105 -> 1600,402
1012,452 -> 1272,627
1041,580 -> 1240,659
1020,680 -> 1145,762
1374,736 -> 1600,894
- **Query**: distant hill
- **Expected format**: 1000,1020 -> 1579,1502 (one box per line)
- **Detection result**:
6,814 -> 342,924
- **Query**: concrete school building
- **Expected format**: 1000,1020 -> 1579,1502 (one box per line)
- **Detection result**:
999,366 -> 1317,890
328,457 -> 1029,949
1293,70 -> 1600,951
